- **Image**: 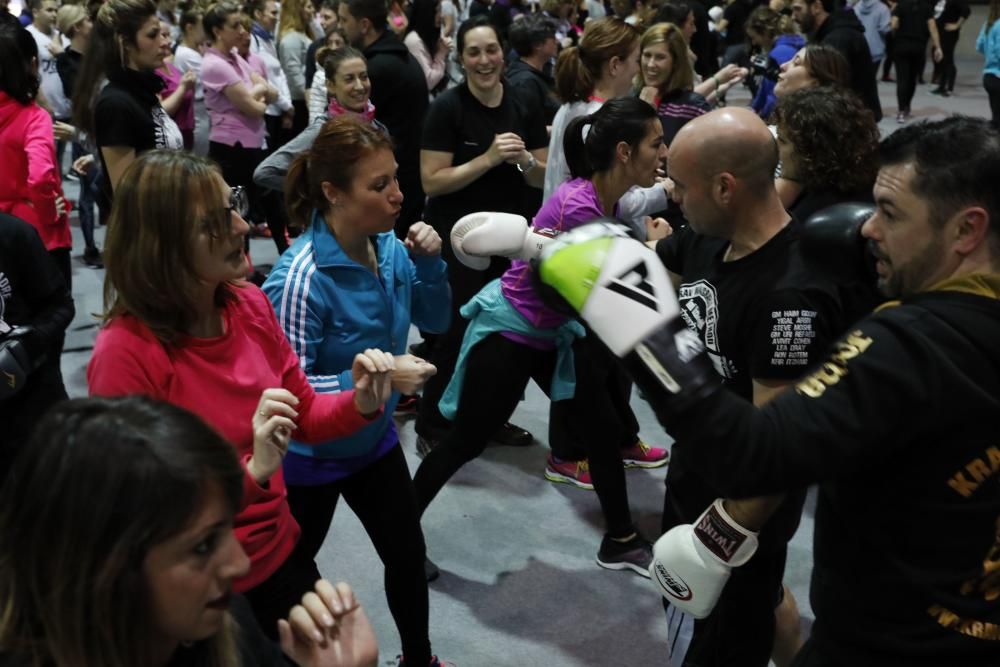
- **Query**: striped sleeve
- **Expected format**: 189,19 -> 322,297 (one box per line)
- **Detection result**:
263,241 -> 352,395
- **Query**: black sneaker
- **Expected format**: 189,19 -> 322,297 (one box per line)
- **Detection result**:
596,534 -> 653,578
489,422 -> 533,447
394,394 -> 420,418
83,246 -> 103,268
425,556 -> 440,582
416,434 -> 440,458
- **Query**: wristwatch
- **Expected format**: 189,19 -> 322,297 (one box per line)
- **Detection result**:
517,154 -> 538,173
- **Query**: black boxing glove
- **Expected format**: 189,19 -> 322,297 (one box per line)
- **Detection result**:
800,202 -> 877,285
0,327 -> 35,401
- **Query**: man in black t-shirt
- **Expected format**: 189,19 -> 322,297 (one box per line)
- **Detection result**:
339,0 -> 428,238
654,108 -> 851,666
540,115 -> 1000,667
0,212 -> 74,469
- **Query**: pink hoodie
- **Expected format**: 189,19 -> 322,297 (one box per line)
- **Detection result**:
0,92 -> 71,251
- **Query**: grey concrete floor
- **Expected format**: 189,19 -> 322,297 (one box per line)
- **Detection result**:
57,64 -> 992,666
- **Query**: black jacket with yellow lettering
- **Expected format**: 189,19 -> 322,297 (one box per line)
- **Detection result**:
654,274 -> 1000,666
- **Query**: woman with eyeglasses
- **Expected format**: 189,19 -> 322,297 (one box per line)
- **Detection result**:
87,149 -> 395,639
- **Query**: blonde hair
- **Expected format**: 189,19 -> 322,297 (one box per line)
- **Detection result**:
102,150 -> 241,344
554,17 -> 640,103
56,4 -> 88,37
637,22 -> 693,96
279,0 -> 310,38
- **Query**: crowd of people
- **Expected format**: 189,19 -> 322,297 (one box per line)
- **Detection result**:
0,0 -> 999,663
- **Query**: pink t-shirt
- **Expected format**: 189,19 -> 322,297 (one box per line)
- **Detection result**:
156,62 -> 195,132
201,46 -> 266,148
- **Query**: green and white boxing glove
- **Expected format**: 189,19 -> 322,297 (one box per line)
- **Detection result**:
536,223 -> 719,410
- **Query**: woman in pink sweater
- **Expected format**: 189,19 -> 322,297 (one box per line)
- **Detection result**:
0,19 -> 71,285
87,148 -> 394,639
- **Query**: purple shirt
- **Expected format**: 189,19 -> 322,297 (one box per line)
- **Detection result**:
283,419 -> 400,485
500,177 -> 619,342
201,46 -> 266,148
156,62 -> 195,132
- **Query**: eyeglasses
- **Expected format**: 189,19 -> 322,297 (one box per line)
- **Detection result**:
225,186 -> 249,221
204,186 -> 249,239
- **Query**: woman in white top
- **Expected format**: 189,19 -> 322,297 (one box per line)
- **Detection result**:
545,16 -> 668,234
169,10 -> 205,151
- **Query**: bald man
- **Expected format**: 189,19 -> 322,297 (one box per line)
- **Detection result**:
654,108 -> 853,667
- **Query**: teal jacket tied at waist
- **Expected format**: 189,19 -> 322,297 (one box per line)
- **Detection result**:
439,279 -> 586,420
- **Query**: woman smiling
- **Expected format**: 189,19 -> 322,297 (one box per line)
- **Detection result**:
414,15 -> 549,455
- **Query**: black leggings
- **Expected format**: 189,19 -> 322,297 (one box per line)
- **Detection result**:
894,47 -> 924,113
985,74 -> 1000,130
416,216 -> 509,438
549,333 -> 639,461
937,29 -> 960,91
286,445 -> 431,665
882,32 -> 894,78
413,333 -> 635,538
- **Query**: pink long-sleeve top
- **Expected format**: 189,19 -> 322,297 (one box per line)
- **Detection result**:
0,92 -> 70,251
87,284 -> 381,592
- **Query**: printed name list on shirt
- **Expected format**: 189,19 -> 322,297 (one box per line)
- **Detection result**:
769,309 -> 817,366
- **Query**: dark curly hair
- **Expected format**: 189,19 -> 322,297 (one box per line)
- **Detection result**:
773,86 -> 879,195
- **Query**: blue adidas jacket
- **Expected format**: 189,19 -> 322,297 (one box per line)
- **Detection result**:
262,212 -> 451,459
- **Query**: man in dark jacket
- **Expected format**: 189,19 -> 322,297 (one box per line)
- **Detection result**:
792,0 -> 883,120
506,15 -> 560,126
339,0 -> 429,237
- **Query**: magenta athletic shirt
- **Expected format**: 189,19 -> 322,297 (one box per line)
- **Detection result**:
499,177 -> 618,346
156,62 -> 195,132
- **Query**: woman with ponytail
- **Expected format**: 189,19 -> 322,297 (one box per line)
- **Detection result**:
544,16 -> 669,233
413,96 -> 668,577
261,116 -> 451,667
543,16 -> 670,502
72,0 -> 183,197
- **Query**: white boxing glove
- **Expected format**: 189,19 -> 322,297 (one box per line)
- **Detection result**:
450,212 -> 558,270
649,499 -> 759,619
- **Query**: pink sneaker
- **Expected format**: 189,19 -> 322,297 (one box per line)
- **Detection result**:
544,455 -> 594,490
621,440 -> 669,469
